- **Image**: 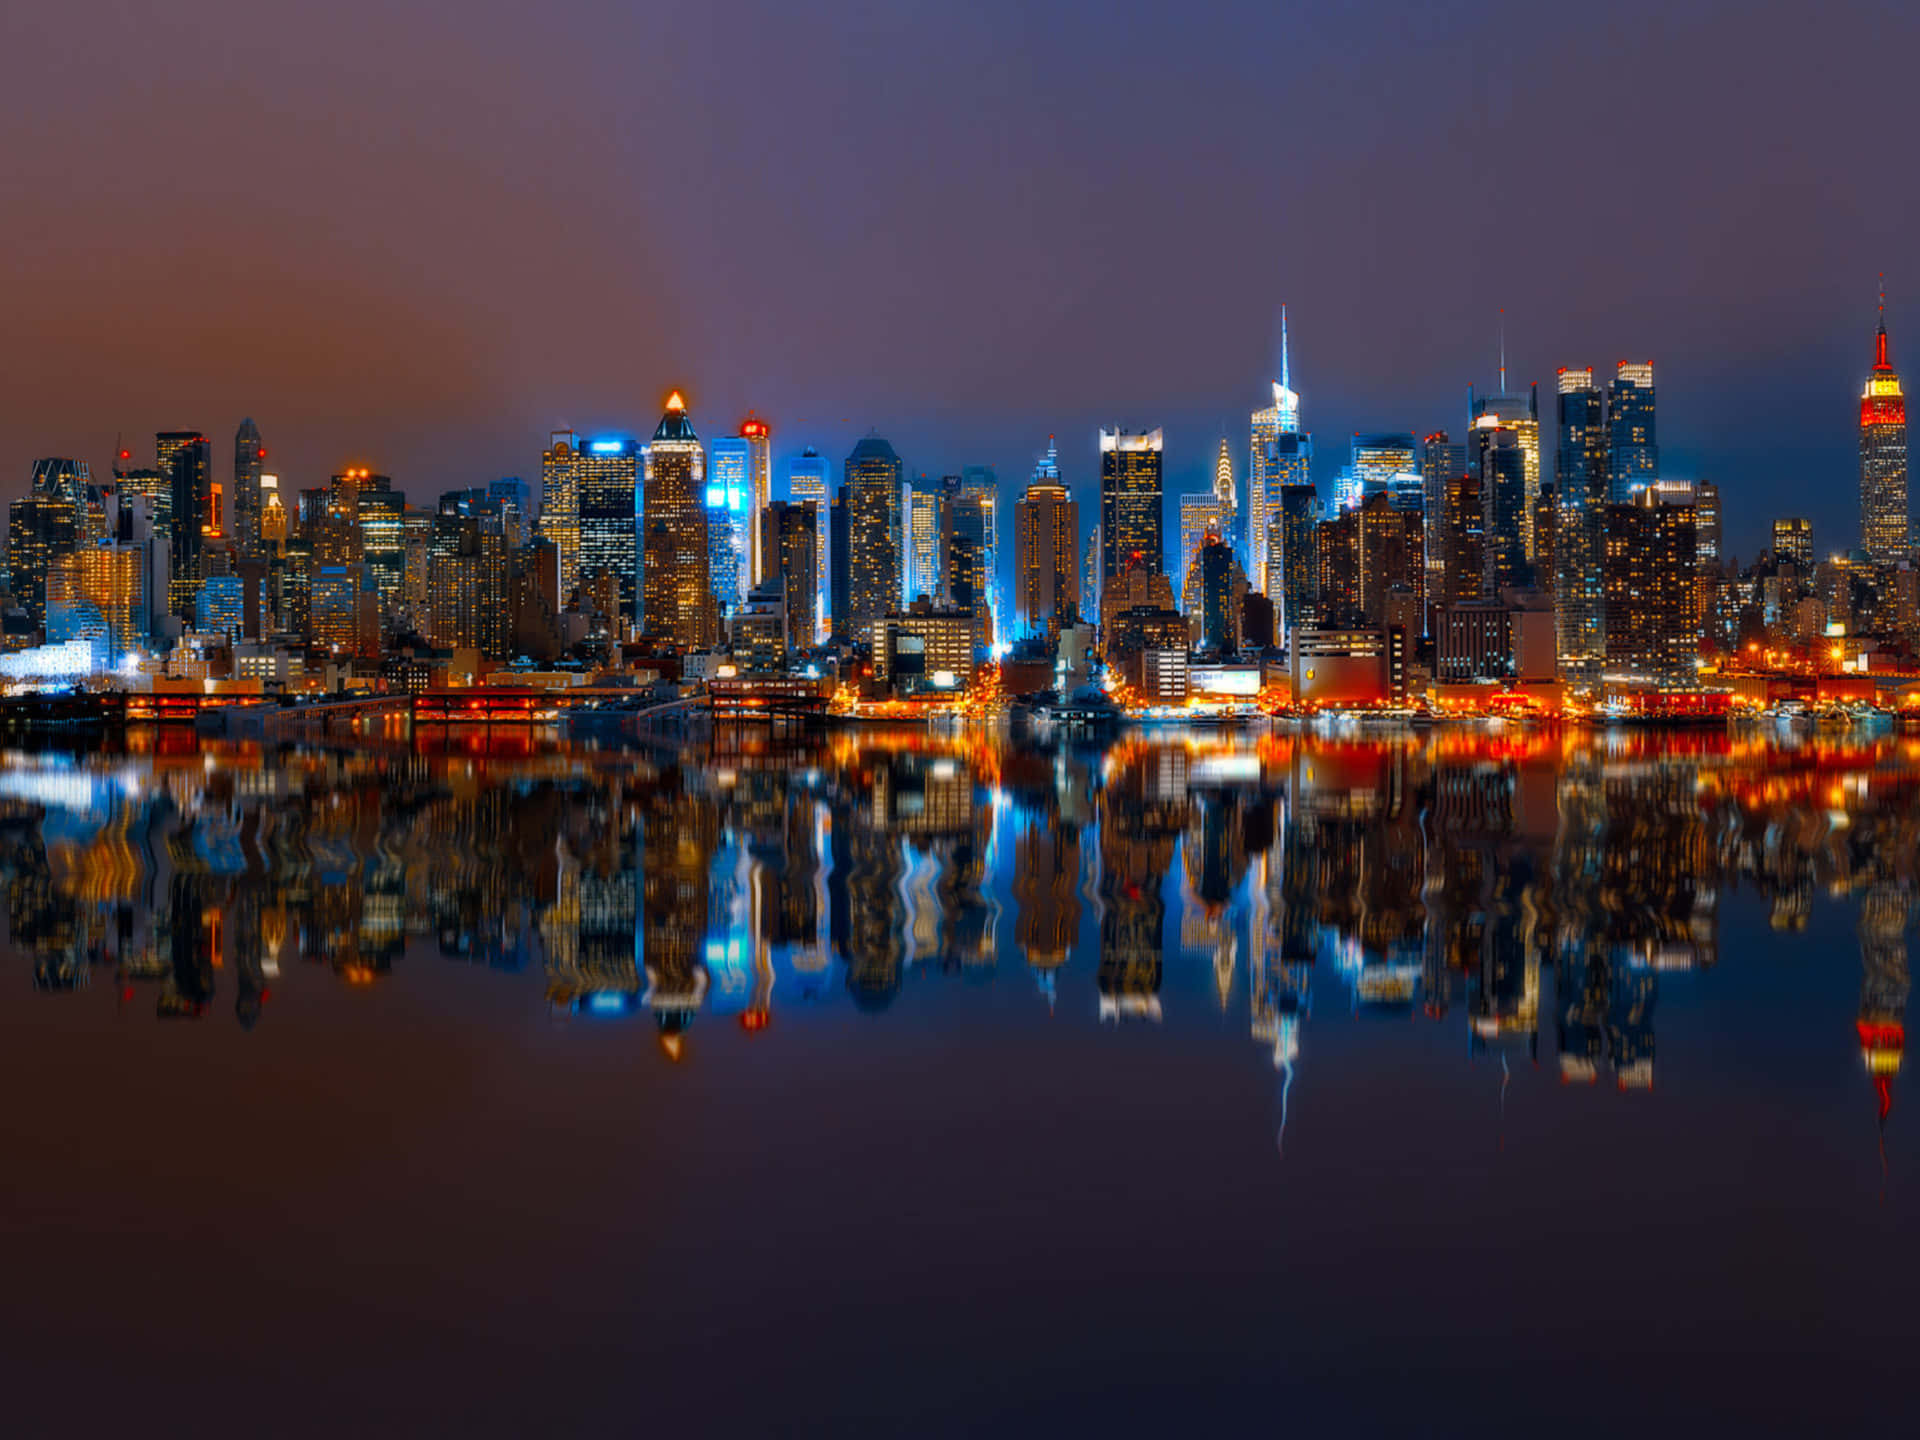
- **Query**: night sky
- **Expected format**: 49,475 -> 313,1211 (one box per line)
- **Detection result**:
4,0 -> 1916,563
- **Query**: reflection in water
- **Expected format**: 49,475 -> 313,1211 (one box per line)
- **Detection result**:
4,727 -> 1913,1144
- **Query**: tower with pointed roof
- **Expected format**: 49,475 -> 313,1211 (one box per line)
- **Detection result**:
642,390 -> 720,649
1861,287 -> 1909,564
1248,305 -> 1305,586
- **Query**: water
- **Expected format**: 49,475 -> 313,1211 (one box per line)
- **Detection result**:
2,725 -> 1914,1437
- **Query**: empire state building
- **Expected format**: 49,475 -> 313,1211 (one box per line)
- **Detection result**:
1860,301 -> 1909,564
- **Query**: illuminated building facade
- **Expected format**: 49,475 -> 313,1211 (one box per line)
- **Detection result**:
785,448 -> 830,641
1604,491 -> 1696,682
1099,428 -> 1163,607
259,472 -> 287,548
1860,310 -> 1908,564
643,392 -> 719,649
1195,535 -> 1237,652
1442,473 -> 1484,607
1477,424 -> 1529,595
759,501 -> 819,652
1470,382 -> 1539,570
872,601 -> 977,693
1013,463 -> 1079,639
427,514 -> 510,658
159,430 -> 214,619
708,435 -> 751,615
7,496 -> 79,635
957,466 -> 999,630
234,418 -> 264,560
940,475 -> 991,647
841,434 -> 903,639
47,542 -> 147,660
908,484 -> 941,602
1555,368 -> 1609,687
1270,477 -> 1319,641
1609,361 -> 1659,503
1773,517 -> 1813,569
1178,493 -> 1225,617
577,436 -> 640,625
356,477 -> 406,614
538,430 -> 584,604
1249,305 -> 1303,583
739,414 -> 772,584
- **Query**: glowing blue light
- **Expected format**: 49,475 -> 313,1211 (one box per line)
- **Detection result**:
588,438 -> 628,455
586,992 -> 630,1014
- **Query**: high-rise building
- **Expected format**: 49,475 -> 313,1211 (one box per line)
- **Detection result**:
1604,490 -> 1696,682
642,392 -> 718,649
1347,433 -> 1418,512
760,500 -> 818,655
786,448 -> 830,644
1098,428 -> 1164,607
1355,491 -> 1425,631
1178,494 -> 1225,616
233,419 -> 264,560
574,436 -> 640,626
47,543 -> 147,660
829,494 -> 851,641
1013,450 -> 1079,639
1773,517 -> 1814,569
427,513 -> 510,658
940,476 -> 988,612
908,484 -> 942,602
1195,535 -> 1238,653
1212,439 -> 1237,545
1442,473 -> 1484,607
489,477 -> 531,546
539,430 -> 585,604
30,458 -> 90,506
1609,362 -> 1659,503
1420,432 -> 1465,626
1860,305 -> 1908,564
7,497 -> 79,635
842,435 -> 903,640
158,431 -> 214,619
1477,424 -> 1529,596
739,414 -> 772,584
708,434 -> 752,615
1249,305 -> 1304,583
1554,368 -> 1609,687
356,476 -> 406,615
259,472 -> 287,549
1270,479 -> 1319,640
1471,376 -> 1540,567
957,466 -> 999,629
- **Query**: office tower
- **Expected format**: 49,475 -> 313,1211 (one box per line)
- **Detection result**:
1420,432 -> 1465,626
760,500 -> 819,653
940,475 -> 988,613
1609,361 -> 1659,502
1013,456 -> 1080,639
1349,433 -> 1418,511
7,496 -> 79,635
232,419 -> 264,560
642,392 -> 719,648
1773,517 -> 1813,568
1355,491 -> 1424,630
427,512 -> 511,657
47,543 -> 147,660
538,430 -> 585,603
114,463 -> 173,544
708,433 -> 751,615
259,472 -> 287,548
194,574 -> 244,634
1249,304 -> 1304,582
489,477 -> 531,546
1178,493 -> 1225,616
1442,473 -> 1484,606
1554,368 -> 1609,686
356,476 -> 406,613
1471,372 -> 1540,562
158,431 -> 214,619
737,414 -> 768,583
1195,535 -> 1238,652
1604,491 -> 1696,682
908,484 -> 941,602
1213,437 -> 1238,537
842,434 -> 903,638
1860,305 -> 1908,564
30,458 -> 89,506
1270,480 -> 1318,639
1098,428 -> 1164,606
786,448 -> 829,641
1478,425 -> 1529,595
1315,505 -> 1360,627
957,467 -> 999,622
565,439 -> 638,626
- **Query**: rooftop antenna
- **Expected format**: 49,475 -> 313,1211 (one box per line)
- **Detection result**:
1499,308 -> 1508,395
1280,303 -> 1290,391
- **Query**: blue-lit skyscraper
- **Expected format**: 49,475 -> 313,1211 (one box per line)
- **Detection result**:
1609,362 -> 1658,502
1249,305 -> 1305,585
785,447 -> 830,643
706,436 -> 751,617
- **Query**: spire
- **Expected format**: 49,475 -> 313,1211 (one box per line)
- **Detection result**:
1498,308 -> 1507,395
1280,303 -> 1290,392
1876,276 -> 1892,371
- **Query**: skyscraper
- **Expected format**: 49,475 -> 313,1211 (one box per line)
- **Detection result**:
760,500 -> 819,653
1773,517 -> 1813,569
1471,368 -> 1540,565
1554,367 -> 1609,687
1420,432 -> 1465,627
1212,438 -> 1237,544
1860,304 -> 1908,564
1178,493 -> 1224,615
1477,424 -> 1529,596
1249,306 -> 1304,583
234,419 -> 264,560
842,434 -> 903,639
707,434 -> 752,615
158,430 -> 213,618
740,414 -> 772,584
7,496 -> 78,635
958,466 -> 999,630
908,484 -> 942,602
539,431 -> 585,604
578,436 -> 641,625
1013,447 -> 1079,639
1098,428 -> 1163,606
30,458 -> 90,506
642,392 -> 719,649
1271,480 -> 1318,641
1609,362 -> 1659,503
357,476 -> 406,614
786,448 -> 830,643
1604,490 -> 1696,682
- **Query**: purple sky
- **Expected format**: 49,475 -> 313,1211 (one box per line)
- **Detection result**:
3,0 -> 1916,563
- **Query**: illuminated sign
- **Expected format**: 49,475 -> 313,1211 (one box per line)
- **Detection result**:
1188,667 -> 1262,696
705,485 -> 746,512
588,438 -> 629,455
930,670 -> 959,689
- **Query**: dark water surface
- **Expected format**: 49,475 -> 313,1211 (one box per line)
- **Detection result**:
3,725 -> 1915,1437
